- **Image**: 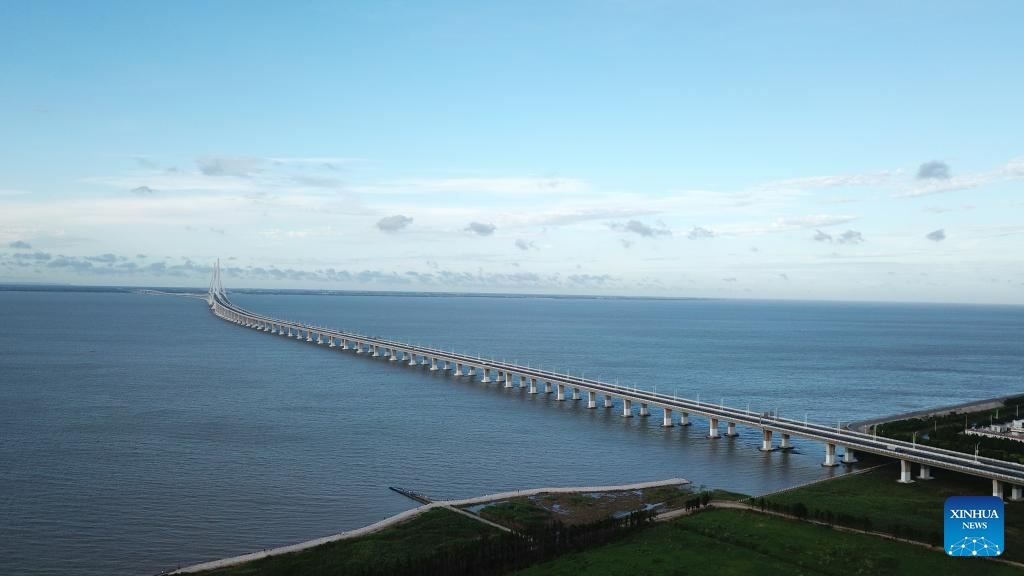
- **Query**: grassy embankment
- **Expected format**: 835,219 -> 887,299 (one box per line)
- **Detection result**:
517,463 -> 1024,575
195,507 -> 498,576
875,394 -> 1024,464
191,457 -> 1022,574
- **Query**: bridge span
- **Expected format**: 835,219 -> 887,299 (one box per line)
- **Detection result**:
205,267 -> 1024,500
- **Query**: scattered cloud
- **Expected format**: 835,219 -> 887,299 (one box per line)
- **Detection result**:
687,226 -> 715,240
813,229 -> 864,244
610,219 -> 670,237
923,205 -> 973,213
514,238 -> 536,251
196,155 -> 263,177
722,277 -> 738,282
836,230 -> 864,245
763,170 -> 900,191
465,221 -> 496,236
917,161 -> 951,180
9,240 -> 31,249
376,214 -> 414,233
619,239 -> 634,249
356,176 -> 588,196
926,229 -> 946,242
130,185 -> 156,196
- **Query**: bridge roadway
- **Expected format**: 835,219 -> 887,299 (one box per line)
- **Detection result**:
208,288 -> 1024,500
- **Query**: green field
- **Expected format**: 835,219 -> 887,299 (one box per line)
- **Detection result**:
513,507 -> 1021,576
762,464 -> 1024,561
195,507 -> 498,576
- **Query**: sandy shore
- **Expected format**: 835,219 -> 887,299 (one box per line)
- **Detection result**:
170,477 -> 689,574
847,393 -> 1022,433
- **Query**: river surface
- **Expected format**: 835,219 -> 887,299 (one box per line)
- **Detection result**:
1,288 -> 1022,575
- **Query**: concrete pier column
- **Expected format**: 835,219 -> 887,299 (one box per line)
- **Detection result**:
823,443 -> 838,467
917,464 -> 933,480
430,357 -> 439,371
779,434 -> 792,450
639,403 -> 649,417
1010,485 -> 1023,501
454,362 -> 463,375
372,345 -> 380,357
622,398 -> 633,417
993,480 -> 1004,499
305,330 -> 312,342
529,378 -> 538,394
316,333 -> 323,345
390,348 -> 398,362
572,388 -> 581,401
482,368 -> 492,383
726,422 -> 738,437
760,429 -> 774,451
679,412 -> 690,426
544,381 -> 552,394
468,365 -> 476,376
587,390 -> 597,409
604,394 -> 613,408
708,418 -> 720,438
408,354 -> 417,366
328,336 -> 336,348
355,341 -> 364,353
842,447 -> 858,464
519,375 -> 527,388
556,384 -> 566,401
897,459 -> 913,482
662,408 -> 674,427
504,372 -> 513,388
497,370 -> 505,384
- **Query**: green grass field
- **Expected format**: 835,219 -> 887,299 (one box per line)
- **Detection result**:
195,507 -> 498,576
763,464 -> 1024,561
513,508 -> 1021,576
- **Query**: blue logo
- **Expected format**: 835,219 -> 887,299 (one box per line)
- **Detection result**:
944,496 -> 1004,557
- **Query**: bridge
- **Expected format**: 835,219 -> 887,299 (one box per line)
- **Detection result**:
205,262 -> 1024,500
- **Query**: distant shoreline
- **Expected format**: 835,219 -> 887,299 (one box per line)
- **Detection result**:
848,393 -> 1024,433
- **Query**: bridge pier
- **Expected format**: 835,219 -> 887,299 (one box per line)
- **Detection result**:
604,394 -> 613,408
519,374 -> 527,388
587,390 -> 597,409
303,330 -> 311,342
544,381 -> 552,394
897,459 -> 913,483
823,443 -> 838,467
372,345 -> 380,357
639,403 -> 649,417
390,348 -> 398,362
316,333 -> 323,345
917,464 -> 933,480
468,365 -> 476,376
454,362 -> 462,375
662,408 -> 673,427
841,447 -> 857,464
725,422 -> 738,437
572,388 -> 581,401
993,479 -> 1003,499
430,357 -> 439,371
481,368 -> 491,383
779,433 -> 792,450
1011,485 -> 1023,501
679,412 -> 690,426
708,418 -> 720,438
622,398 -> 633,417
529,378 -> 538,394
556,384 -> 566,401
408,353 -> 418,366
760,429 -> 774,451
504,372 -> 514,388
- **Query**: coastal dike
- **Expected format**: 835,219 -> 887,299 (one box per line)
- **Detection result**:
848,393 -> 1024,434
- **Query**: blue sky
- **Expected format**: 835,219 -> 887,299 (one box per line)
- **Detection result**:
1,1 -> 1022,303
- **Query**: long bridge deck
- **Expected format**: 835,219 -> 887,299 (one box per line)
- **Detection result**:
205,269 -> 1024,500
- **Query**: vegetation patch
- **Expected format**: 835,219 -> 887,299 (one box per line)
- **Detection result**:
514,508 -> 1022,576
760,464 -> 1024,562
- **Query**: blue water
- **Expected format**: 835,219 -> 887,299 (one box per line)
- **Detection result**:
1,289 -> 1022,575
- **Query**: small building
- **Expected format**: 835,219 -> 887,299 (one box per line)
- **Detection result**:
1011,419 -> 1024,434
